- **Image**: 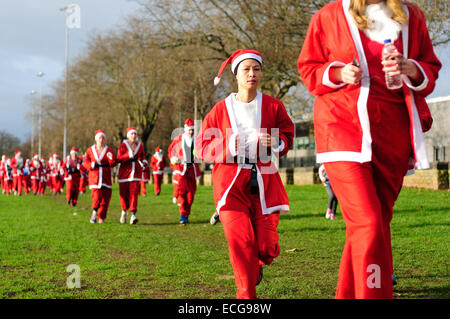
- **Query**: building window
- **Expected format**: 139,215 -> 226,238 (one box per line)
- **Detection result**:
434,147 -> 439,161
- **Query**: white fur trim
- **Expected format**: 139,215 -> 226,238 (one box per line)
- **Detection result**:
322,61 -> 347,88
231,53 -> 262,74
402,59 -> 429,91
363,2 -> 402,44
214,77 -> 221,86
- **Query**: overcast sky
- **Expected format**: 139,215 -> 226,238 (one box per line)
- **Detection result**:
0,1 -> 449,142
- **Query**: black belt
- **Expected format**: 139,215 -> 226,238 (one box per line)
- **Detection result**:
233,157 -> 259,194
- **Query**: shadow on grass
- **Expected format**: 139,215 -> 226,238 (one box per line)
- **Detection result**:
394,207 -> 450,215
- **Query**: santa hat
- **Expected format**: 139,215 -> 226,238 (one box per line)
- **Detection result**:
214,49 -> 262,86
126,127 -> 137,139
53,152 -> 59,158
155,147 -> 161,152
33,153 -> 39,159
95,130 -> 105,141
70,147 -> 78,155
15,150 -> 21,156
184,118 -> 194,132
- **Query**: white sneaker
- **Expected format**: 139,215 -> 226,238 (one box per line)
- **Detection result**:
172,197 -> 177,204
210,212 -> 220,225
330,213 -> 336,220
325,211 -> 331,219
90,211 -> 97,223
98,218 -> 104,224
120,210 -> 127,224
130,214 -> 138,225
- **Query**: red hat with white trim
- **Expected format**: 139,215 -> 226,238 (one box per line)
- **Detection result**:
15,150 -> 21,156
70,147 -> 78,154
95,130 -> 105,141
214,49 -> 262,86
155,147 -> 161,152
33,153 -> 39,159
126,127 -> 137,138
184,118 -> 194,131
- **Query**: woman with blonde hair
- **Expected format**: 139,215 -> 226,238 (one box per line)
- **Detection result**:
298,0 -> 441,298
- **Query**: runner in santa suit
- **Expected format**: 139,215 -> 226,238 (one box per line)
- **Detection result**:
196,50 -> 294,299
79,154 -> 88,194
297,0 -> 441,299
23,159 -> 31,195
29,154 -> 42,195
0,155 -> 5,193
64,147 -> 83,207
46,157 -> 53,193
150,147 -> 166,196
10,150 -> 24,196
83,130 -> 116,224
170,161 -> 180,205
39,158 -> 48,195
51,153 -> 64,195
140,161 -> 150,196
3,157 -> 13,195
169,118 -> 201,224
117,127 -> 147,225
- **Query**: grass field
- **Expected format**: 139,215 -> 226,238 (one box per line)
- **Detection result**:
0,183 -> 449,299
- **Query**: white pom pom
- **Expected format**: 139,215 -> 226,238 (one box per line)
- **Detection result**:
214,77 -> 221,86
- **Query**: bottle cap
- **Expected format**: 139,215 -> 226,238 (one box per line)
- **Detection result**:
384,39 -> 392,44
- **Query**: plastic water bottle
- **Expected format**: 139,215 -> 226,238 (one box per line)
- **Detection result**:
382,39 -> 403,90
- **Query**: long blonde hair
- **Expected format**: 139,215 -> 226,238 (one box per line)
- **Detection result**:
349,0 -> 408,30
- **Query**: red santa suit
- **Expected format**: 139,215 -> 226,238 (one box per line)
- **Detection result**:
30,154 -> 42,195
64,148 -> 83,206
297,0 -> 441,299
169,119 -> 201,222
140,162 -> 151,196
150,147 -> 166,195
79,155 -> 88,194
197,87 -> 294,299
116,128 -> 147,216
83,131 -> 116,222
10,151 -> 24,195
0,155 -> 5,193
23,159 -> 31,194
39,158 -> 48,195
51,153 -> 64,194
3,158 -> 12,195
170,161 -> 180,204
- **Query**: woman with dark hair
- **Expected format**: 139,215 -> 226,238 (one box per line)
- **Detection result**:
196,49 -> 294,299
298,0 -> 441,298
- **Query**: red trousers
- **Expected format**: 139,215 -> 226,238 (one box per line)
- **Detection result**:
153,173 -> 163,195
178,166 -> 197,217
4,179 -> 12,195
325,99 -> 411,299
119,181 -> 140,212
13,175 -> 23,195
79,176 -> 87,193
140,180 -> 147,196
66,175 -> 80,205
52,176 -> 63,194
31,179 -> 39,194
91,187 -> 112,220
219,169 -> 281,299
39,180 -> 46,195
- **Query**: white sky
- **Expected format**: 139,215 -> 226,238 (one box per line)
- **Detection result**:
0,1 -> 449,141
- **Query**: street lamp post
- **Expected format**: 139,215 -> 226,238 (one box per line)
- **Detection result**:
30,90 -> 37,156
37,72 -> 45,158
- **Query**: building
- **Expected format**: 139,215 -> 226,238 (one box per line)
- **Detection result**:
424,95 -> 450,163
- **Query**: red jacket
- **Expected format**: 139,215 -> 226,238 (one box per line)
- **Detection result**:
29,159 -> 43,180
168,134 -> 201,179
83,145 -> 116,189
150,152 -> 166,175
297,0 -> 441,170
10,157 -> 24,176
196,91 -> 294,215
63,155 -> 83,181
116,140 -> 147,183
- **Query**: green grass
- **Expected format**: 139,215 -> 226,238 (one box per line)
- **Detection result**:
0,184 -> 448,299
